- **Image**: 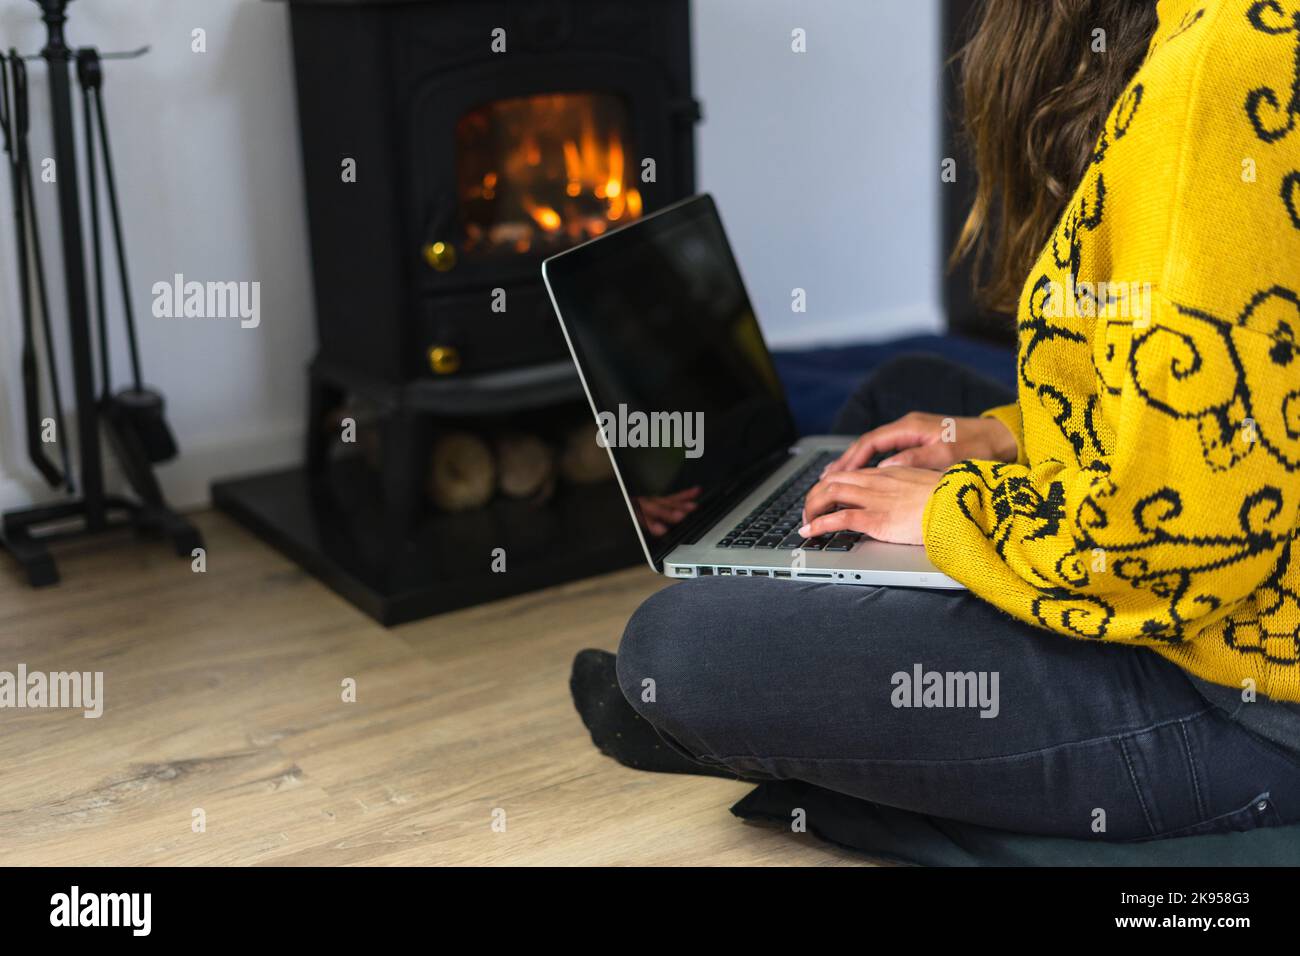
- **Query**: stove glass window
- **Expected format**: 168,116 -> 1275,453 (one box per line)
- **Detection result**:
455,92 -> 642,257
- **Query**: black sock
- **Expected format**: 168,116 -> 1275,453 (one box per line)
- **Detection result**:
570,649 -> 739,779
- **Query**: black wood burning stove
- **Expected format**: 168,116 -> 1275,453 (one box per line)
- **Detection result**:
291,0 -> 697,382
214,0 -> 699,625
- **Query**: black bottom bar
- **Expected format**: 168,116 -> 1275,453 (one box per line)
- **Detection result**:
0,865 -> 1288,942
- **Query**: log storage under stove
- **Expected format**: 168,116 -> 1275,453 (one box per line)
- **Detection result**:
213,0 -> 700,624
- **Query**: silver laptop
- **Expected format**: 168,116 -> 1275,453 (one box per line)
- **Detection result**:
542,194 -> 960,589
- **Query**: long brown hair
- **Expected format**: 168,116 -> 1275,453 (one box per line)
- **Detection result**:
950,0 -> 1159,314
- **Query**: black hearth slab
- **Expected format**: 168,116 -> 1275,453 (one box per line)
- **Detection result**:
212,462 -> 645,626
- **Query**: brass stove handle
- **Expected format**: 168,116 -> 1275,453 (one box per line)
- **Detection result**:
422,240 -> 457,272
427,345 -> 461,375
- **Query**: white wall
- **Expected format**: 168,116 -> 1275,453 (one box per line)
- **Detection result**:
0,0 -> 941,514
694,0 -> 943,347
0,0 -> 313,513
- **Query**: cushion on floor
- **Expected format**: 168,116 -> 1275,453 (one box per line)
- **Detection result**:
731,780 -> 1300,866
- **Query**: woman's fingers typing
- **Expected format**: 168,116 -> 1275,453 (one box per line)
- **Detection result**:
799,467 -> 942,545
824,418 -> 929,476
878,443 -> 957,469
822,413 -> 956,477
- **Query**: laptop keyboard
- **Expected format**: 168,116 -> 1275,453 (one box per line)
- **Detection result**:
716,450 -> 864,553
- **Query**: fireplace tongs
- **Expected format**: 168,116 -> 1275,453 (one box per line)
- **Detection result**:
0,50 -> 74,490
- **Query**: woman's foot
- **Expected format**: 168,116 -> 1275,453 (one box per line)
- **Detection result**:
569,649 -> 738,778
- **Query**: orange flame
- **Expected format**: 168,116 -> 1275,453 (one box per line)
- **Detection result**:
523,197 -> 563,233
457,92 -> 644,252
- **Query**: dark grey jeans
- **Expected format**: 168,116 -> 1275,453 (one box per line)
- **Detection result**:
616,354 -> 1300,841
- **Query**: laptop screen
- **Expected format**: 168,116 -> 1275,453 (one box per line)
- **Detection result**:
543,194 -> 797,568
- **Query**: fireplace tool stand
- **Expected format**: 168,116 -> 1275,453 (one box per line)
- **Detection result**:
0,0 -> 200,587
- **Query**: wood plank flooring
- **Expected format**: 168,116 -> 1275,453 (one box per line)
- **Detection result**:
0,511 -> 861,865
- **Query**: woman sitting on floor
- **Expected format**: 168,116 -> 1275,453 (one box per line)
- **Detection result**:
573,0 -> 1300,842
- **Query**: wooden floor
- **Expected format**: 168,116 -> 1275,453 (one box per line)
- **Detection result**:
0,511 -> 862,865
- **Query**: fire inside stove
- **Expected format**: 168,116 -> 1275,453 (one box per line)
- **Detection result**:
455,92 -> 643,257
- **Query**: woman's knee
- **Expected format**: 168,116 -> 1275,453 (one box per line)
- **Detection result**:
615,576 -> 779,732
616,579 -> 709,716
834,353 -> 956,433
617,577 -> 783,764
872,352 -> 956,387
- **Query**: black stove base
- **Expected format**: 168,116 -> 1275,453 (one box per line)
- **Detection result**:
212,459 -> 645,626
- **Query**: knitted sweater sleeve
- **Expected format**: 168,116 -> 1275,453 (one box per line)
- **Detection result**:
924,289 -> 1297,642
922,0 -> 1300,645
979,404 -> 1026,465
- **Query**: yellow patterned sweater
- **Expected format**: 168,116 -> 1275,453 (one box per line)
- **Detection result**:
923,0 -> 1300,701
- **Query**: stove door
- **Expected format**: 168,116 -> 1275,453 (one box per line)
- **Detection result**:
408,56 -> 682,291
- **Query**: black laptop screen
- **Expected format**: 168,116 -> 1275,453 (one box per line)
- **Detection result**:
543,195 -> 797,566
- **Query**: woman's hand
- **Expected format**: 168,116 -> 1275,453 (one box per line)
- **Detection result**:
823,411 -> 1017,476
799,467 -> 943,545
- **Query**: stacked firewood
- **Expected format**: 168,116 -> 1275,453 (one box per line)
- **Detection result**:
428,426 -> 612,512
327,405 -> 614,513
